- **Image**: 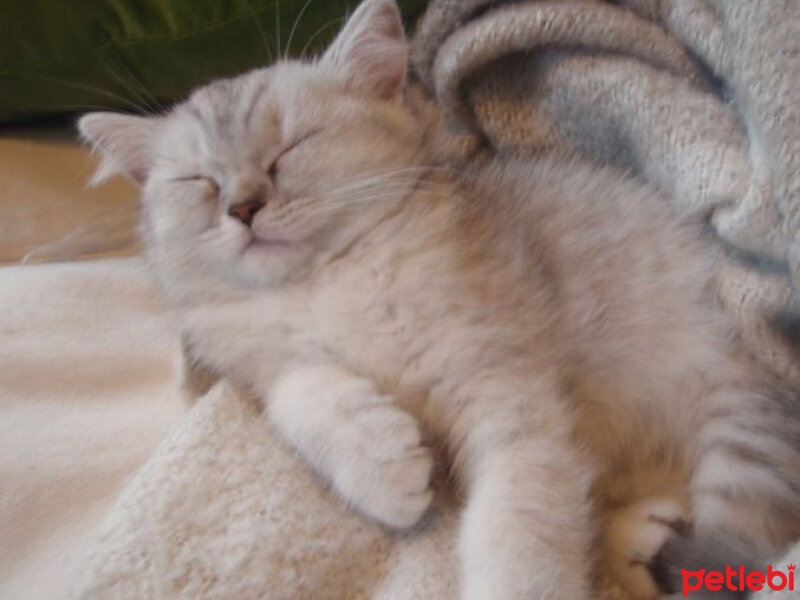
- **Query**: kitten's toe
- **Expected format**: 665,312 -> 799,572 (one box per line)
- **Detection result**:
352,443 -> 434,529
338,403 -> 434,529
606,497 -> 690,599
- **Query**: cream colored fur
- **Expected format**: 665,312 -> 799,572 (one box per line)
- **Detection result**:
78,1 -> 800,598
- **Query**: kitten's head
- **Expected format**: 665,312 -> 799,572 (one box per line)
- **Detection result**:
80,0 -> 425,290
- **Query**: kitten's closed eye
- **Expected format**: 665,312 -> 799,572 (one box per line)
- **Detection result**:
170,175 -> 220,197
267,128 -> 324,179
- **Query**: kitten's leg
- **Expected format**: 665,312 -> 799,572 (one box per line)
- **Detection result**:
594,441 -> 692,599
267,363 -> 434,529
651,385 -> 800,594
177,333 -> 219,404
452,376 -> 595,600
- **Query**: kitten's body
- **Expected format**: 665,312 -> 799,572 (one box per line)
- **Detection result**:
165,155 -> 797,599
80,1 -> 800,598
180,156 -> 720,461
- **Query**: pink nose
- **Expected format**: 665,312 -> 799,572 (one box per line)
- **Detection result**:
228,198 -> 265,227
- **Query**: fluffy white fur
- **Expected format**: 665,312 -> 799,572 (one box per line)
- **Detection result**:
79,1 -> 800,598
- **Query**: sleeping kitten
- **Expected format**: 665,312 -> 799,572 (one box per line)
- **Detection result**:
79,0 -> 800,598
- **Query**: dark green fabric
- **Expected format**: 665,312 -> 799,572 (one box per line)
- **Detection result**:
0,0 -> 427,123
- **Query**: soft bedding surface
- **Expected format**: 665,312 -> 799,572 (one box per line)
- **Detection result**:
0,258 -> 183,600
3,1 -> 800,599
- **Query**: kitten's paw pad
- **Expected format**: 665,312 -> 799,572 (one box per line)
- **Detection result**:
647,536 -> 684,596
337,402 -> 434,529
606,498 -> 690,599
648,530 -> 756,597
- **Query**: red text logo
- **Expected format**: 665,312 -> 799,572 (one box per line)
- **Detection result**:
681,564 -> 795,596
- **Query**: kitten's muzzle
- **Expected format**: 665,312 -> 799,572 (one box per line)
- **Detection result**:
228,198 -> 265,227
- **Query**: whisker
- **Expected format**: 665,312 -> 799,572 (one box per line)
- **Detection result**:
319,166 -> 457,190
323,180 -> 445,201
109,53 -> 163,113
20,204 -> 140,264
244,0 -> 274,63
273,193 -> 414,223
302,15 -> 344,59
12,102 -> 138,115
286,0 -> 315,59
16,72 -> 152,115
271,175 -> 453,223
275,0 -> 282,63
314,168 -> 458,198
97,54 -> 158,115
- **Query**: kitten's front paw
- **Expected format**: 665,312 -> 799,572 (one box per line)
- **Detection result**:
334,400 -> 434,529
605,497 -> 690,599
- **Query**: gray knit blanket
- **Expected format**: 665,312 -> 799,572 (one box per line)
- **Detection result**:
73,2 -> 800,598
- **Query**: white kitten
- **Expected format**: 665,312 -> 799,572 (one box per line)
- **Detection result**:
80,1 -> 800,598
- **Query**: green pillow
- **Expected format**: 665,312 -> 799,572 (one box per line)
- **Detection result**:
0,0 -> 427,124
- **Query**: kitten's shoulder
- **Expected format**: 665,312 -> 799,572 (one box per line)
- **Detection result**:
465,153 -> 658,207
455,152 -> 693,234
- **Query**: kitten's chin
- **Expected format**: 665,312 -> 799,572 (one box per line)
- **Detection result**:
234,237 -> 309,288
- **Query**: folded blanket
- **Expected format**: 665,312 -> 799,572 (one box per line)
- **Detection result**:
67,1 -> 800,598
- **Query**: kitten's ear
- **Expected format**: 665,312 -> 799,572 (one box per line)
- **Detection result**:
321,0 -> 407,101
78,112 -> 159,186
